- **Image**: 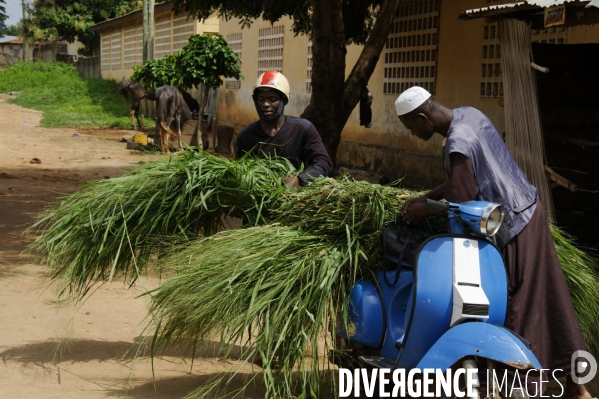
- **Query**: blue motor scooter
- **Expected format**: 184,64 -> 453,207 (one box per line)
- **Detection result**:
332,200 -> 542,398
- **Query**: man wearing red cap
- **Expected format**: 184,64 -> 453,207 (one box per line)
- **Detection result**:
236,70 -> 333,188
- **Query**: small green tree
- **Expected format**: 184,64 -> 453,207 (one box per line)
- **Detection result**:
131,54 -> 179,90
0,0 -> 8,38
173,34 -> 242,124
131,34 -> 243,145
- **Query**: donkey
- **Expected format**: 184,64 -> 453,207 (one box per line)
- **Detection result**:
155,85 -> 192,153
119,78 -> 156,130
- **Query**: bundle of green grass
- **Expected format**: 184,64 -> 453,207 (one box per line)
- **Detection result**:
29,151 -> 599,398
28,151 -> 295,299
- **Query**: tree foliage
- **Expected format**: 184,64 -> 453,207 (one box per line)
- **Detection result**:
130,55 -> 179,90
0,24 -> 20,37
26,0 -> 144,55
173,34 -> 243,89
0,0 -> 9,39
172,0 -> 382,46
131,34 -> 243,91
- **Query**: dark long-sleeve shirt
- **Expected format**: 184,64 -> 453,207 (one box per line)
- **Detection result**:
235,116 -> 333,185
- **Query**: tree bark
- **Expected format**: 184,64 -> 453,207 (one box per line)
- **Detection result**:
190,84 -> 211,148
301,0 -> 400,165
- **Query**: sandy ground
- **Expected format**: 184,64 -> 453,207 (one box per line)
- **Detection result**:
0,96 -> 266,399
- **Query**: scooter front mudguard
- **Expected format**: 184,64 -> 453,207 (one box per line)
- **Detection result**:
414,322 -> 542,371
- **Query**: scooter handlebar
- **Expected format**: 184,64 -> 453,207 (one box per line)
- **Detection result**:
423,199 -> 450,212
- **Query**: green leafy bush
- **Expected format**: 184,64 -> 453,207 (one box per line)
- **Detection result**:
131,34 -> 243,92
130,55 -> 179,90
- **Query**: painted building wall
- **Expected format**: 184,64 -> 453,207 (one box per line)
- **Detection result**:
97,10 -> 219,81
216,1 -> 500,187
214,1 -> 599,187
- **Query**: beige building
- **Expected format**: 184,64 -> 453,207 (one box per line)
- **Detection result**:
216,0 -> 599,189
0,36 -> 28,65
90,2 -> 219,81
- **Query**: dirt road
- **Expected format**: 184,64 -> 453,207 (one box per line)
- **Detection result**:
0,96 -> 264,398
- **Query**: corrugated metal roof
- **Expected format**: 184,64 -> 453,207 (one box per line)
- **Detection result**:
0,35 -> 21,44
89,1 -> 175,32
529,0 -> 588,6
461,0 -> 596,19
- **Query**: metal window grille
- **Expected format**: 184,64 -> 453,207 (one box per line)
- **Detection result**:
225,33 -> 242,89
257,25 -> 283,76
155,14 -> 172,59
123,23 -> 142,68
110,28 -> 122,70
101,32 -> 111,70
480,22 -> 503,97
306,40 -> 313,92
135,23 -> 143,65
383,0 -> 440,95
172,13 -> 194,53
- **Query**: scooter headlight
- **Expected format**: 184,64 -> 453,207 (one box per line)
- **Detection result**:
458,201 -> 505,237
480,203 -> 505,237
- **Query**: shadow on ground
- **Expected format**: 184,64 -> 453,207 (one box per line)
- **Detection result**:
0,337 -> 248,367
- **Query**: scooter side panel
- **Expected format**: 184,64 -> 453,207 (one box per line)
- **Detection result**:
377,269 -> 415,359
415,322 -> 542,370
345,281 -> 385,348
398,237 -> 454,369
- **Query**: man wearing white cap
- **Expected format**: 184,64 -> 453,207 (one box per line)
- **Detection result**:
236,70 -> 332,188
396,86 -> 591,399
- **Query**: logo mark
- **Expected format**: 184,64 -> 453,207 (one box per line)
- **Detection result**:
571,350 -> 597,385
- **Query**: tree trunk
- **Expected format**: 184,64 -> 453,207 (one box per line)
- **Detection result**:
22,0 -> 28,61
301,0 -> 400,165
191,84 -> 211,148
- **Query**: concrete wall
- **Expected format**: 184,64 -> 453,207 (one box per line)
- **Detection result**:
67,41 -> 85,56
565,23 -> 599,44
98,10 -> 219,81
78,56 -> 101,79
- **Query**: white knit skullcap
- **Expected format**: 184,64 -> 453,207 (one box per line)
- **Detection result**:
395,86 -> 432,116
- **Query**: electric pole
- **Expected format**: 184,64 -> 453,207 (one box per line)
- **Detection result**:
148,0 -> 154,60
142,0 -> 148,62
21,0 -> 28,61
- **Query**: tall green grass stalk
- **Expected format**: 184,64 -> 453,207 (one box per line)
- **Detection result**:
0,61 -> 149,129
551,225 -> 599,356
28,151 -> 295,300
145,224 -> 378,399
